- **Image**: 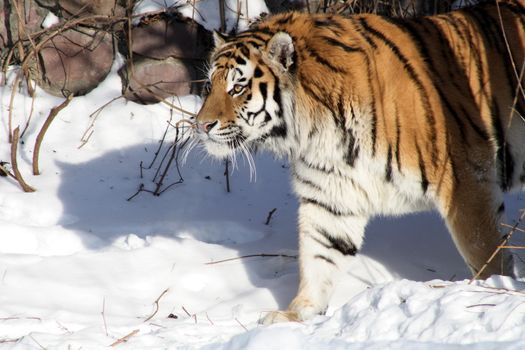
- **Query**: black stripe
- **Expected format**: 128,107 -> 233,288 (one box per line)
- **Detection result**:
235,56 -> 246,65
314,17 -> 345,32
317,227 -> 357,256
273,76 -> 282,117
214,50 -> 233,61
254,67 -> 263,78
460,106 -> 490,141
275,12 -> 294,25
267,123 -> 287,138
299,155 -> 334,174
385,145 -> 393,182
352,18 -> 378,49
300,76 -> 339,117
394,106 -> 402,172
346,133 -> 359,167
293,172 -> 323,192
363,54 -> 377,157
259,82 -> 268,100
491,100 -> 514,191
314,254 -> 336,265
445,133 -> 460,186
497,203 -> 505,214
321,36 -> 361,53
301,196 -> 355,217
304,45 -> 345,73
416,142 -> 429,193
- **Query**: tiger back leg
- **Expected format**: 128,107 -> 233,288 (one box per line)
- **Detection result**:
440,177 -> 514,279
261,202 -> 368,324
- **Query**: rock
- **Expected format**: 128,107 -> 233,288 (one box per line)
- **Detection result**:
130,15 -> 212,60
29,27 -> 114,96
1,0 -> 49,50
35,0 -> 126,17
120,14 -> 212,104
119,57 -> 197,104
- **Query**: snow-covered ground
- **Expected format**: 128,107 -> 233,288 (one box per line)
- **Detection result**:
2,1 -> 525,349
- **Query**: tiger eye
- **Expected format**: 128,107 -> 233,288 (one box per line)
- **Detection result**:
233,84 -> 243,94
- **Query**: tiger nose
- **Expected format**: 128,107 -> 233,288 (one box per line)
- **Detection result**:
201,120 -> 218,133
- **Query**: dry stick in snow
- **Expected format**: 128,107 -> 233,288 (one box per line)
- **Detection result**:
205,312 -> 214,325
127,119 -> 195,200
110,329 -> 139,347
6,70 -> 21,144
224,159 -> 231,192
235,318 -> 248,332
144,288 -> 169,322
501,222 -> 525,234
265,208 -> 277,225
101,297 -> 109,337
205,253 -> 297,265
79,95 -> 124,148
11,127 -> 35,192
33,94 -> 73,175
470,210 -> 525,283
181,306 -> 198,323
182,306 -> 192,317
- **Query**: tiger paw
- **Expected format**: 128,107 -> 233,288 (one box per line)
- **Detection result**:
260,310 -> 301,325
260,298 -> 322,325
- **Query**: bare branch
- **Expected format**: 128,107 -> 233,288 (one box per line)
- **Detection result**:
470,210 -> 525,283
265,208 -> 277,225
205,253 -> 297,265
110,329 -> 139,347
144,288 -> 169,322
33,94 -> 73,175
11,127 -> 35,192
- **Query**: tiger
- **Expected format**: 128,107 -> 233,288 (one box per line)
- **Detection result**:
193,0 -> 525,324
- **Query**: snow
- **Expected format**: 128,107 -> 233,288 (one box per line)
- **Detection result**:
2,1 -> 525,349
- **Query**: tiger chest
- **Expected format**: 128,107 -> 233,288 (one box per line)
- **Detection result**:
291,155 -> 432,218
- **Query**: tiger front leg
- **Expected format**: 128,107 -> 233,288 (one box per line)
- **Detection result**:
261,202 -> 367,324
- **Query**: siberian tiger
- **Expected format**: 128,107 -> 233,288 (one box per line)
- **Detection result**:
194,0 -> 525,324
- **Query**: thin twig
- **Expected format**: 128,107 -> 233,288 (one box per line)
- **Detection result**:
110,329 -> 139,347
79,95 -> 124,148
205,312 -> 214,325
33,94 -> 73,175
501,222 -> 525,234
144,288 -> 169,322
28,335 -> 45,350
235,318 -> 248,332
265,208 -> 277,225
224,159 -> 230,193
11,127 -> 35,192
101,297 -> 108,337
0,162 -> 16,180
205,253 -> 297,265
466,303 -> 496,309
470,210 -> 525,283
7,70 -> 22,143
182,306 -> 192,317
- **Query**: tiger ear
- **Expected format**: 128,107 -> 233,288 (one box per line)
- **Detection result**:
213,30 -> 228,47
267,32 -> 294,71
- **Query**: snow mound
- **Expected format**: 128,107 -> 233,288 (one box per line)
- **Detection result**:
208,278 -> 525,350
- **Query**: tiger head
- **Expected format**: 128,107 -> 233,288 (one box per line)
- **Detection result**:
195,31 -> 295,159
